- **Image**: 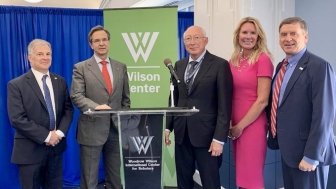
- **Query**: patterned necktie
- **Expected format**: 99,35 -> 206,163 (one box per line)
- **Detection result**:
101,60 -> 112,94
186,61 -> 198,94
42,75 -> 56,131
270,59 -> 289,137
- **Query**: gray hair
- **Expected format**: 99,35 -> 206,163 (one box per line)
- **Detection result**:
183,25 -> 207,38
27,39 -> 52,55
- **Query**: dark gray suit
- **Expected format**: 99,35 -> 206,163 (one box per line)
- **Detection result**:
268,50 -> 336,188
71,56 -> 130,189
7,70 -> 73,189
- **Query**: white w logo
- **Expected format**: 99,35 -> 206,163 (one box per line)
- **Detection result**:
122,32 -> 159,63
130,136 -> 154,154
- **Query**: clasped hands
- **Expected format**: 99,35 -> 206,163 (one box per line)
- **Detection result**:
47,131 -> 62,147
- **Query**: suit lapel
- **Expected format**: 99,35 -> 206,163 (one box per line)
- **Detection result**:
87,57 -> 109,94
110,58 -> 121,95
280,53 -> 309,106
26,70 -> 47,110
189,52 -> 213,95
50,73 -> 59,114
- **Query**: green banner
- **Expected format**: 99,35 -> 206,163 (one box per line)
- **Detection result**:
104,7 -> 178,187
104,7 -> 178,108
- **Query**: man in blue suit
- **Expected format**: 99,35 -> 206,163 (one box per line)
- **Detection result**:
269,17 -> 336,188
7,39 -> 73,189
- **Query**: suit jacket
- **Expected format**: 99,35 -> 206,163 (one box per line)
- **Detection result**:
7,70 -> 73,164
167,51 -> 233,147
268,50 -> 336,168
71,56 -> 130,146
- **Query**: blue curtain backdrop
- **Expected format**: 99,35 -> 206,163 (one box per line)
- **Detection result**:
0,6 -> 103,189
0,6 -> 193,188
178,12 -> 194,59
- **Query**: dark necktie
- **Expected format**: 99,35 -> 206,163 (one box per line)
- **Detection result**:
101,60 -> 113,94
42,75 -> 56,131
186,61 -> 198,93
270,59 -> 289,137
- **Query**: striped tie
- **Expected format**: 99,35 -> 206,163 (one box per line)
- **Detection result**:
186,61 -> 198,94
270,59 -> 288,138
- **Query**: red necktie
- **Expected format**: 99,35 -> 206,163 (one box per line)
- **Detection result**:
101,60 -> 112,94
270,59 -> 288,137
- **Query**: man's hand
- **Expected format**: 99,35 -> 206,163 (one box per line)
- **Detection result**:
298,159 -> 317,172
95,104 -> 112,110
208,141 -> 223,157
164,130 -> 171,146
47,131 -> 62,147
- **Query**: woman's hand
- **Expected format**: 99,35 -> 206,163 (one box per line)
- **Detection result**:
230,125 -> 244,140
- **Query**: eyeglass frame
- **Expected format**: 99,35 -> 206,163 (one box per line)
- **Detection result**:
183,35 -> 207,43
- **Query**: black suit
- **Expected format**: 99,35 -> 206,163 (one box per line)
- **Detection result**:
7,70 -> 73,189
167,51 -> 233,189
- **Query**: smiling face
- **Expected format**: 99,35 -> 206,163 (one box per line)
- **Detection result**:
183,26 -> 208,60
238,22 -> 258,52
28,43 -> 52,74
279,22 -> 308,56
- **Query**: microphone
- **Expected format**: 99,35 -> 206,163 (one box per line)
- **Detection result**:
164,58 -> 180,83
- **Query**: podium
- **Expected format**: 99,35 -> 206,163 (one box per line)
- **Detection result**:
85,107 -> 199,189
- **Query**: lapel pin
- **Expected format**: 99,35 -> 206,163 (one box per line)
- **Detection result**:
299,67 -> 304,70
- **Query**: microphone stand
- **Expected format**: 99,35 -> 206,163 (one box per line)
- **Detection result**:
170,79 -> 175,108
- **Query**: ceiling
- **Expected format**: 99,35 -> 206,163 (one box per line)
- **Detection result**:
0,0 -> 102,9
0,0 -> 188,9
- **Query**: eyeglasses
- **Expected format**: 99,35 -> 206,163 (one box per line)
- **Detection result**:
184,35 -> 206,43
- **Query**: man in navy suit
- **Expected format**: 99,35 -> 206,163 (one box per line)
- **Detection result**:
269,17 -> 336,189
7,39 -> 73,189
165,25 -> 233,189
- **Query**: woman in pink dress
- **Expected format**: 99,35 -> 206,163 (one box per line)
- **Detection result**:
229,17 -> 274,189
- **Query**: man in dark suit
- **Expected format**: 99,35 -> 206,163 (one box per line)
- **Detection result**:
71,25 -> 130,189
165,25 -> 233,189
269,17 -> 336,189
7,39 -> 74,189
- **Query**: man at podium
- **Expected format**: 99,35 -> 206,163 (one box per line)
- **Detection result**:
71,25 -> 130,189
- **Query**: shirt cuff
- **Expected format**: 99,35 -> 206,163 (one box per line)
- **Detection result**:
44,132 -> 52,143
56,130 -> 65,138
303,156 -> 319,166
212,139 -> 224,145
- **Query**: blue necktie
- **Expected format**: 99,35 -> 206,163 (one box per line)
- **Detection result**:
42,75 -> 56,130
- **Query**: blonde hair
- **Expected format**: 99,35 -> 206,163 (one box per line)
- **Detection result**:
230,17 -> 272,66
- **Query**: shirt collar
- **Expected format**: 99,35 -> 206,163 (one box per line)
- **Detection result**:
188,50 -> 206,63
94,54 -> 110,64
287,47 -> 306,66
31,68 -> 50,81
